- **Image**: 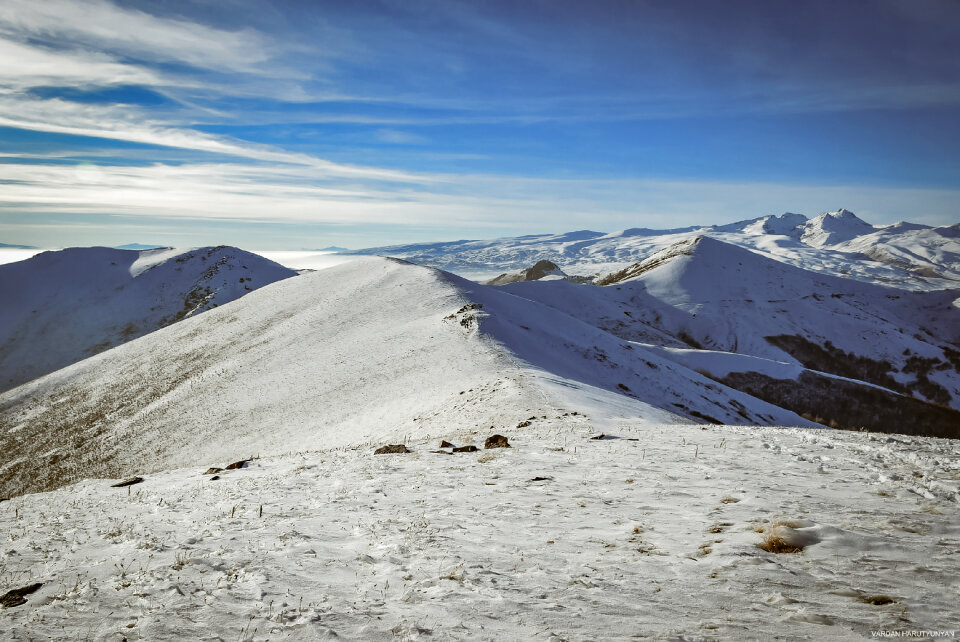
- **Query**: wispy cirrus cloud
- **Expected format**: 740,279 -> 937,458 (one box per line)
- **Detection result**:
0,39 -> 162,90
0,0 -> 272,73
0,95 -> 443,184
1,0 -> 958,249
3,158 -> 958,235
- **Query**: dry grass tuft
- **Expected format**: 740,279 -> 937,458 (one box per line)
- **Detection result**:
860,595 -> 896,606
758,533 -> 804,554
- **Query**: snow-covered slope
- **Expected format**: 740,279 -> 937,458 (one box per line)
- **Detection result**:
499,236 -> 960,424
349,209 -> 960,289
0,257 -> 815,499
2,245 -> 959,639
2,422 -> 958,641
0,246 -> 297,393
800,208 -> 877,247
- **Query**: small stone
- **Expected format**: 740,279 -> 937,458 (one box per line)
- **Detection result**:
204,467 -> 223,475
111,477 -> 144,488
374,444 -> 410,455
1,583 -> 42,608
452,445 -> 478,453
439,440 -> 454,448
224,460 -> 249,470
484,434 -> 511,449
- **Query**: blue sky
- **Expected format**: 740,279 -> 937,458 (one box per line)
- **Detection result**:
0,0 -> 958,249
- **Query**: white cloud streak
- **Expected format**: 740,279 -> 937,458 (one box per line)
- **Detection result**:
2,161 -> 958,235
0,0 -> 271,73
0,38 -> 161,89
0,95 -> 445,184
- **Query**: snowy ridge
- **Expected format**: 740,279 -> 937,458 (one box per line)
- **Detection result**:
0,257 -> 817,499
0,246 -> 297,393
500,236 -> 960,423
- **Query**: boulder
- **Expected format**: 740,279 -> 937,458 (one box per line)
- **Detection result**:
1,583 -> 42,608
484,434 -> 511,449
374,444 -> 410,455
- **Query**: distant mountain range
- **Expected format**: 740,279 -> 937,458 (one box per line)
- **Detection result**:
348,209 -> 960,289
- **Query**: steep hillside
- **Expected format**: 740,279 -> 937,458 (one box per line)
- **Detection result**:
0,257 -> 814,498
500,236 -> 960,423
0,246 -> 296,393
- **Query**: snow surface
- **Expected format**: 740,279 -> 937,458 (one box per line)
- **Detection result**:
0,246 -> 297,393
1,422 -> 958,640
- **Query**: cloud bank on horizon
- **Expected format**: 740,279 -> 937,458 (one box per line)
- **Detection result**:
0,0 -> 958,248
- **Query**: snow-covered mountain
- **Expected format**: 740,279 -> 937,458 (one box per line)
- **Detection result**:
0,256 -> 820,499
0,246 -> 296,393
498,235 -> 960,431
2,232 -> 960,640
484,259 -> 571,285
349,209 -> 960,289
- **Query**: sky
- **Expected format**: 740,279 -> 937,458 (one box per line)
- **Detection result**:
0,0 -> 958,249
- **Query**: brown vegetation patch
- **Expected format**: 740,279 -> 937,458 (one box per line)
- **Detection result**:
374,444 -> 410,455
860,595 -> 896,606
758,533 -> 804,554
719,370 -> 960,439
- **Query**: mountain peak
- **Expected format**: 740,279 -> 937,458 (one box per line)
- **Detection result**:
486,259 -> 567,285
801,209 -> 874,247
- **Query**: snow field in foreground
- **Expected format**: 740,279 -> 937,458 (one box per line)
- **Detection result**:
1,422 -> 958,641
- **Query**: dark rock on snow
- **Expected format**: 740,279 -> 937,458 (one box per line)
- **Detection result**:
1,583 -> 42,608
485,434 -> 511,449
374,444 -> 411,455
